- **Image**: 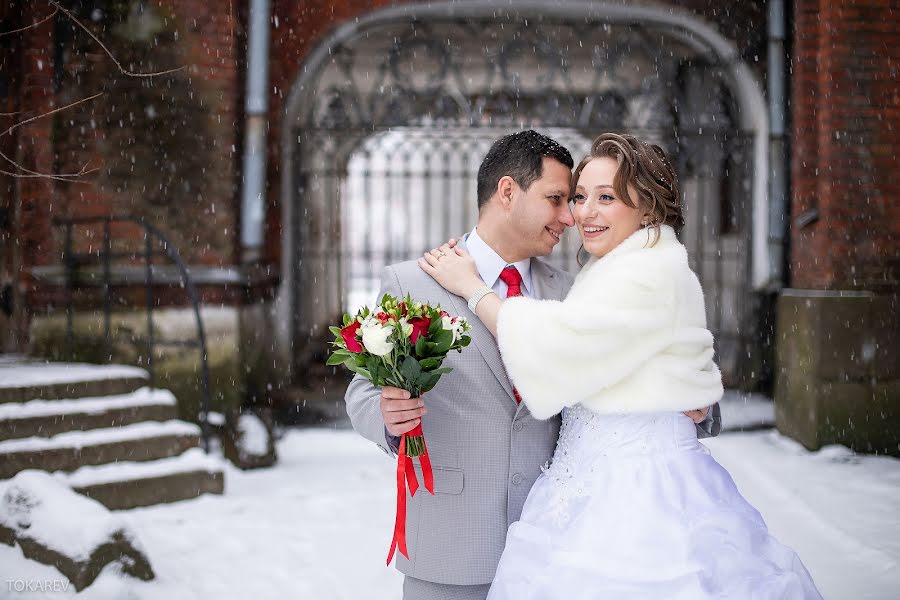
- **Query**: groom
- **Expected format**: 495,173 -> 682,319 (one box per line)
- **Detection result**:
345,130 -> 721,600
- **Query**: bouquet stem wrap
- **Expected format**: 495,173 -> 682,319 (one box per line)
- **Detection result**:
387,420 -> 434,565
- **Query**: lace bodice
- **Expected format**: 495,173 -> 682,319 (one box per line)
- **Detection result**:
539,405 -> 703,525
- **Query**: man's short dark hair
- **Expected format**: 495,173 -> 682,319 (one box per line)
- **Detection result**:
476,130 -> 574,210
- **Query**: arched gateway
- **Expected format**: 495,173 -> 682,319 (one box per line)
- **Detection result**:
279,2 -> 770,386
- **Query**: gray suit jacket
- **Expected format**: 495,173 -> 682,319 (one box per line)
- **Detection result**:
344,240 -> 721,586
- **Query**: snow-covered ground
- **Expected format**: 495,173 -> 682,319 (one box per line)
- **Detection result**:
1,425 -> 898,599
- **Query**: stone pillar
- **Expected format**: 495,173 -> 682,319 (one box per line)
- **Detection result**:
779,0 -> 899,454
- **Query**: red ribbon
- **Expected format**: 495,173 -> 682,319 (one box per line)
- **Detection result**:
386,422 -> 434,565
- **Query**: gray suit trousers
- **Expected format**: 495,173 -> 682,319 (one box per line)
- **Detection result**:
403,576 -> 490,600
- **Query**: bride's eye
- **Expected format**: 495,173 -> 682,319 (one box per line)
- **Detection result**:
599,194 -> 616,203
570,193 -> 586,204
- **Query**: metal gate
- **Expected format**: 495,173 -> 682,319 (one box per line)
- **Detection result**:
286,10 -> 759,386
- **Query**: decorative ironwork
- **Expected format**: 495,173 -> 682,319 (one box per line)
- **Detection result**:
289,13 -> 754,385
299,19 -> 712,133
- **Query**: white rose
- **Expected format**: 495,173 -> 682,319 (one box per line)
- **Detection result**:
442,315 -> 464,343
361,321 -> 394,356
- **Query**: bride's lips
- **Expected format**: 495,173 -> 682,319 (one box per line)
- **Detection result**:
581,225 -> 609,239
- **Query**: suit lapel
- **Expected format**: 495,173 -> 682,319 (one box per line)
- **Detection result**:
530,259 -> 566,302
445,237 -> 517,404
513,258 -> 566,417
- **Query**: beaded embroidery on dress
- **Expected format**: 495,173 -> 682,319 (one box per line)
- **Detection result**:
488,409 -> 823,600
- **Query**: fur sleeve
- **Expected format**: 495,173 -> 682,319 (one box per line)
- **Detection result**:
496,257 -> 676,420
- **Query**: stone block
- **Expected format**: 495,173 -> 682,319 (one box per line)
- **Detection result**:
0,471 -> 154,591
775,289 -> 900,455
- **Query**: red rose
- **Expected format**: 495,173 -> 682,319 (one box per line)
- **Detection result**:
408,317 -> 431,344
341,320 -> 363,353
376,311 -> 391,324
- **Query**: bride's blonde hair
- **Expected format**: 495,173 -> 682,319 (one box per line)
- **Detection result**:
572,133 -> 684,244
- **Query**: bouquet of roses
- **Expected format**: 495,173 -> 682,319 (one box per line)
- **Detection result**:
328,293 -> 471,564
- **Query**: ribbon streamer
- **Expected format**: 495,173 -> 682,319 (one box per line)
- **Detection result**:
386,423 -> 434,565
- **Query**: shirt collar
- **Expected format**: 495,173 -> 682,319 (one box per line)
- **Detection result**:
465,227 -> 532,294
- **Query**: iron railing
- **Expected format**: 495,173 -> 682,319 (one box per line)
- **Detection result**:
52,214 -> 212,451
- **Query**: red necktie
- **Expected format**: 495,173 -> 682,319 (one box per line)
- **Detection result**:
499,266 -> 522,298
499,266 -> 523,403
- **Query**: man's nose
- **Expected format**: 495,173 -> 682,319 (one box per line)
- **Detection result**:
558,203 -> 575,227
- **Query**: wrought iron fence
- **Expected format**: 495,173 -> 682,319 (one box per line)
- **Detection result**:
53,215 -> 212,451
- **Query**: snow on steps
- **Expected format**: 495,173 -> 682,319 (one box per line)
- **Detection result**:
59,448 -> 225,510
0,388 -> 178,440
0,362 -> 149,404
0,358 -> 225,509
0,420 -> 202,479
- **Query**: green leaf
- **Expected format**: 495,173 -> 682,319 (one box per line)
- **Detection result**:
326,351 -> 351,366
433,329 -> 454,354
431,367 -> 453,376
418,357 -> 442,370
329,326 -> 343,338
417,371 -> 441,392
415,336 -> 428,358
399,355 -> 422,381
343,314 -> 352,326
428,318 -> 443,336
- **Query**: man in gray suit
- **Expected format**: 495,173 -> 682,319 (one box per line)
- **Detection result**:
345,130 -> 720,600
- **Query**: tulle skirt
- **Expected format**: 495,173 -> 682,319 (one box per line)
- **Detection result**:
488,410 -> 822,600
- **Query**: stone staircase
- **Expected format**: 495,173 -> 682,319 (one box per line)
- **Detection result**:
0,360 -> 224,510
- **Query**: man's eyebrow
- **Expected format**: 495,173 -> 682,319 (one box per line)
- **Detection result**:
546,188 -> 568,195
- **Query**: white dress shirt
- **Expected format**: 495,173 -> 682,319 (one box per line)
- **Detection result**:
465,227 -> 533,299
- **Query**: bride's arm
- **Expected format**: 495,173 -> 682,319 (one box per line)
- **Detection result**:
418,244 -> 503,337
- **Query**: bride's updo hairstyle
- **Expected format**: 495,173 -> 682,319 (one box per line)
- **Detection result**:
572,133 -> 685,244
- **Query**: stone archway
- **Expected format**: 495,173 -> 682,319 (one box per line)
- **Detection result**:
278,1 -> 769,386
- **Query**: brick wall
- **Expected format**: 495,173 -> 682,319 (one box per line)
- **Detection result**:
791,0 -> 899,291
22,2 -> 240,264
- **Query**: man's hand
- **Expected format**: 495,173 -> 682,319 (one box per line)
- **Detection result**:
683,406 -> 710,424
381,386 -> 427,436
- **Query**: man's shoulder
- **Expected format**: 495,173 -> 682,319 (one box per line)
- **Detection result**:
381,259 -> 449,300
532,257 -> 577,289
384,258 -> 430,282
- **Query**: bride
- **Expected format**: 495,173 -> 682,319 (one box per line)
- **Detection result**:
419,133 -> 822,599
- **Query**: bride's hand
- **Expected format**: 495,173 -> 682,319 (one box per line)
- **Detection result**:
418,241 -> 483,299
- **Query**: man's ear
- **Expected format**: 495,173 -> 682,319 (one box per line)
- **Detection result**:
496,176 -> 516,208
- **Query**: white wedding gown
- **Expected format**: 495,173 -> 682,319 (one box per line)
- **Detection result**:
488,407 -> 823,599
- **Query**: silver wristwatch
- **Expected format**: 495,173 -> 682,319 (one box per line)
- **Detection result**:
467,286 -> 496,313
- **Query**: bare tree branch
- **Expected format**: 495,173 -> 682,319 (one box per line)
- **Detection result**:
0,163 -> 98,183
46,0 -> 186,78
0,93 -> 103,180
0,8 -> 58,38
2,92 -> 103,139
1,1 -> 191,182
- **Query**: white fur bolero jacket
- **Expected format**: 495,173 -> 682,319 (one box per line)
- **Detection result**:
497,225 -> 723,420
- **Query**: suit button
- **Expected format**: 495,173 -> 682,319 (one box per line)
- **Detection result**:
513,421 -> 524,431
511,473 -> 523,485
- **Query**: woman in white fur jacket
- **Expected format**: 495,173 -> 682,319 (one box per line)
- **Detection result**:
420,133 -> 821,599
